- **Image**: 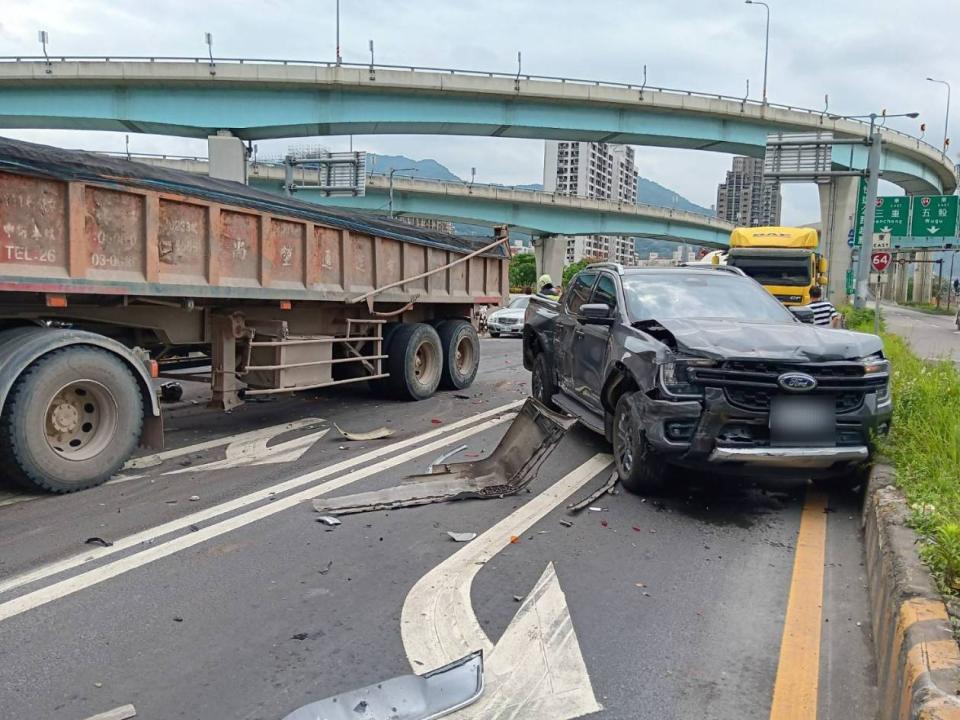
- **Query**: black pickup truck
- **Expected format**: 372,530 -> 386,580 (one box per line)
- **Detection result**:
522,263 -> 892,493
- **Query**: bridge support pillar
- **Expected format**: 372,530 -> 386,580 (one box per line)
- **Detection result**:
208,131 -> 247,183
818,176 -> 858,303
533,235 -> 565,289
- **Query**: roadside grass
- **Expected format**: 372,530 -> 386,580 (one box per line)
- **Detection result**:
842,305 -> 960,591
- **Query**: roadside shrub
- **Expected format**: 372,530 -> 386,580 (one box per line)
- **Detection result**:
929,524 -> 960,591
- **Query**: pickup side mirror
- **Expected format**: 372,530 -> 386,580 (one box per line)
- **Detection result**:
580,303 -> 614,325
790,306 -> 815,324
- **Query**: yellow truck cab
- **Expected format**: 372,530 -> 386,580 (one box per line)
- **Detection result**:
722,226 -> 828,306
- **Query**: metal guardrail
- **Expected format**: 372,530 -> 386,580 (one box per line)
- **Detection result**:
2,55 -> 942,156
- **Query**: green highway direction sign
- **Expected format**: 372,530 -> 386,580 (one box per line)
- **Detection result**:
874,196 -> 910,236
910,195 -> 959,238
852,186 -> 958,248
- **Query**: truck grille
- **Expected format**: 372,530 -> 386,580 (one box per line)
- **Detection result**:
689,360 -> 886,413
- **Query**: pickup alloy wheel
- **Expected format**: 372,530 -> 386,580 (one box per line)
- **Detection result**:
613,392 -> 669,495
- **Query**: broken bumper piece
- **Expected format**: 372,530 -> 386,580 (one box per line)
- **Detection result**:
282,650 -> 484,720
312,398 -> 576,515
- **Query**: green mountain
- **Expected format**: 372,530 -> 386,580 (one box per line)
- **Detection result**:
367,154 -> 461,182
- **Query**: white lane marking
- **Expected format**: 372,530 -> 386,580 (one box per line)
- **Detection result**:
163,428 -> 329,474
124,417 -> 327,470
402,453 -> 611,720
0,407 -> 522,620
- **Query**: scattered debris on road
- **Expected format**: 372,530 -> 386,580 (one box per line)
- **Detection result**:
172,616 -> 183,622
281,650 -> 483,720
431,418 -> 443,425
510,535 -> 520,544
567,470 -> 620,513
84,537 -> 113,548
318,560 -> 333,575
513,595 -> 524,602
159,381 -> 183,403
559,520 -> 574,528
311,399 -> 576,516
427,444 -> 469,474
447,531 -> 477,542
316,516 -> 342,527
82,704 -> 136,720
189,495 -> 200,502
600,519 -> 609,528
334,423 -> 394,441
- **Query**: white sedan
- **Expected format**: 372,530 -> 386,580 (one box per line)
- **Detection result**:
488,295 -> 531,337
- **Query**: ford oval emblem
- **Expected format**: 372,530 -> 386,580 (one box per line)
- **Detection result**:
778,372 -> 818,392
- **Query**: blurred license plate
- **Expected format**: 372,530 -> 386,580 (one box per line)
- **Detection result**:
769,396 -> 835,447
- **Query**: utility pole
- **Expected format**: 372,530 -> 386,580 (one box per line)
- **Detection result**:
854,115 -> 882,310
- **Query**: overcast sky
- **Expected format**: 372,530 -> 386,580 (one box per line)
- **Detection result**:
3,0 -> 958,223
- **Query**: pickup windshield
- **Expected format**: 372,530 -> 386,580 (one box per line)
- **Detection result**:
622,273 -> 795,323
727,255 -> 811,286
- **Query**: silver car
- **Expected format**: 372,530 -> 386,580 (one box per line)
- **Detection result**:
488,295 -> 531,337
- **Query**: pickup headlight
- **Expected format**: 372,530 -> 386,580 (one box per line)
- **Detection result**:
658,359 -> 716,398
859,352 -> 890,375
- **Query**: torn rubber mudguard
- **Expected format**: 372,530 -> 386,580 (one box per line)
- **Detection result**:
282,650 -> 484,720
312,398 -> 577,515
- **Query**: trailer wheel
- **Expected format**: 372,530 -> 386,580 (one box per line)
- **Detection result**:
0,347 -> 144,493
386,323 -> 443,400
436,319 -> 480,390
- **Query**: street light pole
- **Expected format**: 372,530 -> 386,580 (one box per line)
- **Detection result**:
388,167 -> 417,217
335,0 -> 341,66
926,77 -> 951,156
744,0 -> 770,104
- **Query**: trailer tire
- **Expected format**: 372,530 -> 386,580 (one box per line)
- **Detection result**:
436,319 -> 480,390
386,323 -> 443,400
0,347 -> 144,493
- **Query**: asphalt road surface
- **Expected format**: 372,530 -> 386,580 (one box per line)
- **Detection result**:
0,338 -> 877,720
881,301 -> 960,364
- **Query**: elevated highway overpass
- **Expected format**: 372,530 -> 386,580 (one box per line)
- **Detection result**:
0,58 -> 954,195
3,57 -> 954,297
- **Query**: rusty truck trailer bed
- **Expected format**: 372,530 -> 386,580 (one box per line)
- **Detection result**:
0,137 -> 508,306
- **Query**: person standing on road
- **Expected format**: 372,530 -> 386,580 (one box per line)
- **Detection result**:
807,286 -> 840,328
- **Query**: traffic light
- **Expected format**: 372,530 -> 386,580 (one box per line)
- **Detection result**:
953,278 -> 960,296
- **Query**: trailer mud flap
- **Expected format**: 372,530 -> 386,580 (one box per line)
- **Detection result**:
282,650 -> 483,720
311,398 -> 576,515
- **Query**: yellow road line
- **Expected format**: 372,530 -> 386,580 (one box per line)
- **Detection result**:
769,490 -> 828,720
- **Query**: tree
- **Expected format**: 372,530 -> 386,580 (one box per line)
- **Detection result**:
562,257 -> 605,287
509,253 -> 537,290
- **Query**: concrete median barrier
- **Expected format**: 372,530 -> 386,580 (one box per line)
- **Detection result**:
864,465 -> 960,719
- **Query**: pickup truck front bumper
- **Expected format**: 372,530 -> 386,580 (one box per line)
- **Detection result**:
631,386 -> 890,477
707,445 -> 869,468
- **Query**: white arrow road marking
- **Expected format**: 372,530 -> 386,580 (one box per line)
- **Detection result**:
124,418 -> 326,470
163,428 -> 329,474
402,453 -> 611,720
0,403 -> 523,621
0,419 -> 332,509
